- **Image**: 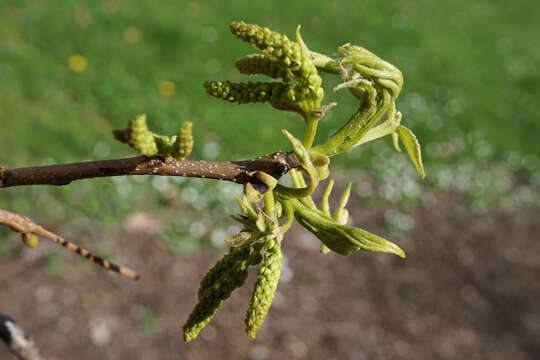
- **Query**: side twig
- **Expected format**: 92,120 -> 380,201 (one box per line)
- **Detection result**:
0,209 -> 139,280
0,314 -> 43,360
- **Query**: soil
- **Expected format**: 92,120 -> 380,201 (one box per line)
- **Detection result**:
1,193 -> 539,360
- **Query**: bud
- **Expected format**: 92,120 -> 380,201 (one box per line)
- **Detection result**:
113,114 -> 158,156
338,43 -> 403,99
171,121 -> 194,160
21,233 -> 39,248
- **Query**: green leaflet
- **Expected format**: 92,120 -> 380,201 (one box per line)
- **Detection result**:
292,199 -> 405,257
333,182 -> 352,225
396,125 -> 425,178
245,239 -> 282,339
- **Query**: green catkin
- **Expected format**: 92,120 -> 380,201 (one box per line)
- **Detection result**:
126,114 -> 158,156
235,54 -> 293,82
153,134 -> 174,155
230,21 -> 301,71
204,81 -> 296,104
245,239 -> 282,339
183,242 -> 263,342
229,21 -> 323,104
114,116 -> 194,159
113,114 -> 158,156
171,121 -> 193,160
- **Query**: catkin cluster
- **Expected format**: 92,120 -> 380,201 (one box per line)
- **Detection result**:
113,115 -> 193,160
204,80 -> 296,104
183,242 -> 263,342
229,21 -> 323,105
245,239 -> 282,339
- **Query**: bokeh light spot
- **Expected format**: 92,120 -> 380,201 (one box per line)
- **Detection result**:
74,4 -> 91,26
123,26 -> 141,44
68,55 -> 88,73
205,58 -> 221,73
101,0 -> 119,15
159,81 -> 176,96
201,26 -> 217,43
185,2 -> 201,17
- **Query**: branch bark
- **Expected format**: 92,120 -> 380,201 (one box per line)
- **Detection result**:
0,151 -> 301,193
0,209 -> 139,280
0,314 -> 44,360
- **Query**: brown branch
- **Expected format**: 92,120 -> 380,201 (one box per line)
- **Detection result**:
0,151 -> 301,280
0,209 -> 139,280
0,151 -> 301,192
0,314 -> 44,360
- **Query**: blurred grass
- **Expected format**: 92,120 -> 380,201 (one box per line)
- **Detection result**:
0,0 -> 539,225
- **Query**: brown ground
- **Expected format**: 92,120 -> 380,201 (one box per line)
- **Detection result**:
0,193 -> 539,360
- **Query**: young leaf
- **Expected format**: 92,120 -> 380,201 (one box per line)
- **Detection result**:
396,125 -> 425,179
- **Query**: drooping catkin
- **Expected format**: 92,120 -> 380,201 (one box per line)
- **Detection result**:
245,239 -> 282,339
183,242 -> 263,342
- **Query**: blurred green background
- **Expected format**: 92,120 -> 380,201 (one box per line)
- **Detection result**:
1,2 -> 540,359
1,0 -> 539,231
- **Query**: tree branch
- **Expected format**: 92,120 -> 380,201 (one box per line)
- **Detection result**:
0,151 -> 301,280
0,209 -> 139,280
0,151 -> 301,192
0,314 -> 44,360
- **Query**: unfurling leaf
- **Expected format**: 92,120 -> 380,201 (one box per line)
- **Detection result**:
292,199 -> 405,257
